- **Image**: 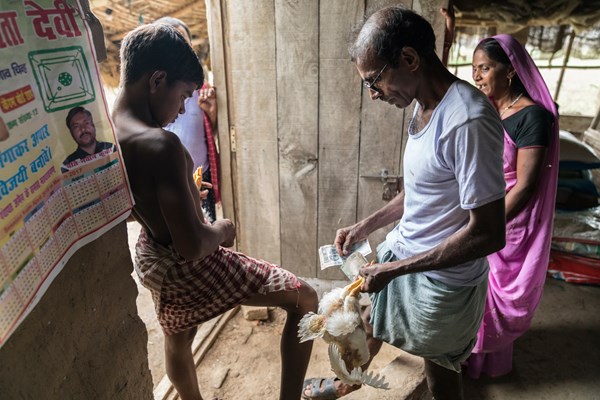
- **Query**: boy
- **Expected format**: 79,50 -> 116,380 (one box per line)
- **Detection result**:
113,24 -> 317,400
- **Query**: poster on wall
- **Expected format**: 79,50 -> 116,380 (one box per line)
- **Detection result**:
0,0 -> 134,347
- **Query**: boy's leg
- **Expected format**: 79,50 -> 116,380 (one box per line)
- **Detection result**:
303,304 -> 383,398
423,358 -> 463,400
164,326 -> 203,400
243,279 -> 318,400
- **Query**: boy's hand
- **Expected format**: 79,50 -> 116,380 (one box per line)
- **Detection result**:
214,219 -> 235,247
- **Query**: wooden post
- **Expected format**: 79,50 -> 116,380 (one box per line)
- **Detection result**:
206,0 -> 237,232
554,29 -> 576,101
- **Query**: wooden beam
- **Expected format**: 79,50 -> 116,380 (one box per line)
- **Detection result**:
206,0 -> 237,233
554,29 -> 576,101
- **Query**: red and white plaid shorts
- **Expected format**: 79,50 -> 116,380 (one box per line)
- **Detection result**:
134,229 -> 301,335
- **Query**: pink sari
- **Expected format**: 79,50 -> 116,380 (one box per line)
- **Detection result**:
466,34 -> 560,378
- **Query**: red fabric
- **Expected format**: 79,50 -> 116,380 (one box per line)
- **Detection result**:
548,250 -> 600,285
201,85 -> 221,204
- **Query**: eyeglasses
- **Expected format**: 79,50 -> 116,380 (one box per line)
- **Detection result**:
363,64 -> 388,96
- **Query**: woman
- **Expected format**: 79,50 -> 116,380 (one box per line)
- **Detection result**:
468,34 -> 559,378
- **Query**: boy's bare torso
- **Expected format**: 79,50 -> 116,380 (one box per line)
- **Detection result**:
114,109 -> 203,246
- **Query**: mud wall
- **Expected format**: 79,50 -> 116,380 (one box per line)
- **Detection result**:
0,222 -> 152,399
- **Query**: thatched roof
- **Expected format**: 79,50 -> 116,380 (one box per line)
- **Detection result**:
454,0 -> 600,33
90,0 -> 599,87
91,0 -> 209,87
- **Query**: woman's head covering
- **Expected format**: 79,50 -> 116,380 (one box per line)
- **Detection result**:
490,34 -> 558,121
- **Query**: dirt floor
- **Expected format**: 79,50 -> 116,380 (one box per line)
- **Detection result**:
195,307 -> 408,400
127,221 -> 600,400
462,278 -> 600,400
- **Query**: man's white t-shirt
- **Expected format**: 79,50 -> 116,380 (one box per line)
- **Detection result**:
385,80 -> 505,286
165,90 -> 208,171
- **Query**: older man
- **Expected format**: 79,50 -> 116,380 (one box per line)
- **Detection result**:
304,7 -> 506,400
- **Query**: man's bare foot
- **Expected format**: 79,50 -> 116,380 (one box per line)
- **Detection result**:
302,377 -> 360,399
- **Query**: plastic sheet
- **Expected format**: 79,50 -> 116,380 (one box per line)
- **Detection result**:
549,206 -> 600,285
552,206 -> 600,243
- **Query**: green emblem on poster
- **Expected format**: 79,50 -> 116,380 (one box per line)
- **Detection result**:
28,46 -> 95,113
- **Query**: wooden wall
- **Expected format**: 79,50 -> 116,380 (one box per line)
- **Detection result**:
207,0 -> 447,278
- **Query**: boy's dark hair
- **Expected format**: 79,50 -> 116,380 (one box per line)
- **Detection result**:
349,6 -> 436,68
475,38 -> 529,99
153,16 -> 191,42
66,106 -> 92,129
120,24 -> 204,86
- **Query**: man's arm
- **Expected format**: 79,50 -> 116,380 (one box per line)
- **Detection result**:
360,197 -> 505,292
154,134 -> 233,259
335,188 -> 405,256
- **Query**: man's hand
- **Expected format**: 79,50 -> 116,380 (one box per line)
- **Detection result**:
213,219 -> 235,247
334,223 -> 367,257
359,262 -> 395,293
198,85 -> 217,128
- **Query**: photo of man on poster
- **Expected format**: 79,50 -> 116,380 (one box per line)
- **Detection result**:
61,105 -> 115,172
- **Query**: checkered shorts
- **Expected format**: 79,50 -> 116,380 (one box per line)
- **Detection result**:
134,229 -> 301,335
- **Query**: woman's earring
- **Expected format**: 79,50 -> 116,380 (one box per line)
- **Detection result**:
508,75 -> 512,87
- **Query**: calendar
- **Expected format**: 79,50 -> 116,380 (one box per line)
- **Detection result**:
46,187 -> 71,227
54,216 -> 80,255
0,254 -> 10,290
0,286 -> 21,341
12,257 -> 42,304
24,206 -> 51,250
102,187 -> 131,221
64,174 -> 101,210
73,200 -> 107,235
36,236 -> 60,278
96,160 -> 122,195
0,0 -> 134,348
2,229 -> 32,276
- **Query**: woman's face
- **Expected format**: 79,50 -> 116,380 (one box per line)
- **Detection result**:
472,49 -> 512,99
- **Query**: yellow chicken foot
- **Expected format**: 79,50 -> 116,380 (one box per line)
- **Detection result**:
344,276 -> 364,297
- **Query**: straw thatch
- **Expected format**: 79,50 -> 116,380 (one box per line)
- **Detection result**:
91,0 -> 209,87
454,0 -> 600,33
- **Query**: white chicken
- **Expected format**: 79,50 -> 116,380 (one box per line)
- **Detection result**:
298,277 -> 389,389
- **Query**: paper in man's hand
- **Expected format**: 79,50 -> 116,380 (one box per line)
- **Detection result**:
318,239 -> 371,270
340,252 -> 369,280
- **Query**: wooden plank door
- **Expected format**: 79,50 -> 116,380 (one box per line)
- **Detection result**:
207,0 -> 448,278
276,0 -> 320,277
